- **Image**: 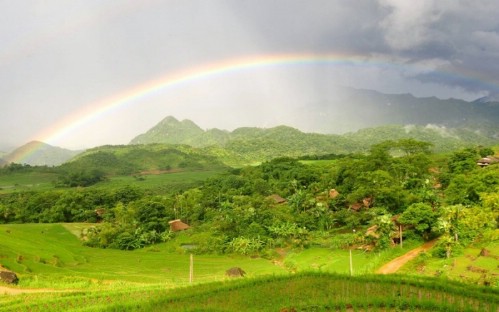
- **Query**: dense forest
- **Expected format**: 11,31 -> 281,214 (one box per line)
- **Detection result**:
0,139 -> 497,261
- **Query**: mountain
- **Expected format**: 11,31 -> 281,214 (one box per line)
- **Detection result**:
0,141 -> 81,167
287,86 -> 499,135
130,116 -> 205,145
473,95 -> 499,104
5,89 -> 498,167
130,87 -> 499,143
130,116 -> 497,165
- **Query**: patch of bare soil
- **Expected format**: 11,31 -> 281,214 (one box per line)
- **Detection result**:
376,240 -> 437,274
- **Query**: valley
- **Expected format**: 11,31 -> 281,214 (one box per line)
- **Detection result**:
0,116 -> 498,311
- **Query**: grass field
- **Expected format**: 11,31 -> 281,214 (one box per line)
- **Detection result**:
97,170 -> 223,192
0,171 -> 58,194
1,224 -> 497,311
0,224 -> 426,288
1,273 -> 497,311
0,224 -> 285,288
0,168 -> 224,195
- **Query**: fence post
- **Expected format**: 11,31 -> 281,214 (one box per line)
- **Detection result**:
189,254 -> 193,283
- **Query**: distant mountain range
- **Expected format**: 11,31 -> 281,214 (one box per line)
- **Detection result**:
0,141 -> 80,167
287,86 -> 499,136
128,116 -> 497,164
131,87 -> 499,140
2,88 -> 499,167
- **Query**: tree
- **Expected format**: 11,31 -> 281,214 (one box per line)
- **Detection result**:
368,213 -> 395,250
398,203 -> 437,240
396,139 -> 432,156
448,148 -> 479,174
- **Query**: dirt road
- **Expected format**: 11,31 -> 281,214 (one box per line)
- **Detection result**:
376,240 -> 437,274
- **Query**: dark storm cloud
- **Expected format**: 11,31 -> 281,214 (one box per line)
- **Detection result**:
375,0 -> 499,93
223,0 -> 499,94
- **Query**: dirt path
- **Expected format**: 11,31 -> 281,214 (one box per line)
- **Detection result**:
377,240 -> 437,274
0,286 -> 59,295
0,283 -> 82,295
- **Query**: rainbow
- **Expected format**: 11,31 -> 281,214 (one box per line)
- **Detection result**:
11,52 -> 494,164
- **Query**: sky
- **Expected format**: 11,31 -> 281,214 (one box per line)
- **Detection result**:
1,0 -> 499,150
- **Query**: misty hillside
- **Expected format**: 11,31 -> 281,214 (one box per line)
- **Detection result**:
130,87 -> 499,141
286,86 -> 499,135
0,141 -> 81,167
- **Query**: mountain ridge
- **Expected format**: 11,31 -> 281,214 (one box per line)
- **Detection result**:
4,88 -> 499,167
0,141 -> 81,167
128,117 -> 497,165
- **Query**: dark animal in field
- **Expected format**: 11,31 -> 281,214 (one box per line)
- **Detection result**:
225,267 -> 246,277
0,270 -> 18,284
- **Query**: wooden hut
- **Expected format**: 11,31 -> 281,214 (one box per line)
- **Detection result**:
268,194 -> 287,204
168,219 -> 190,232
477,156 -> 499,167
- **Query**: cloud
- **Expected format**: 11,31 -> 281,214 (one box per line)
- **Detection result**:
1,1 -> 498,148
379,0 -> 443,51
375,0 -> 499,95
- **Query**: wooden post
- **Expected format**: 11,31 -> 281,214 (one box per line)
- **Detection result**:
189,254 -> 193,283
350,229 -> 355,276
349,249 -> 353,276
399,224 -> 403,248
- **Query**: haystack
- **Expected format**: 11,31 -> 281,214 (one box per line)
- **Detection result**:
168,219 -> 190,232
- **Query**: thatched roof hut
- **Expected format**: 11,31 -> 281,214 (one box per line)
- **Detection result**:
477,156 -> 499,167
268,194 -> 287,204
168,219 -> 190,232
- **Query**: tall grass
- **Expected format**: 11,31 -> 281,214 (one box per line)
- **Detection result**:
2,273 -> 495,311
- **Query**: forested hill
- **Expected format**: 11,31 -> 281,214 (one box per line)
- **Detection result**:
61,144 -> 229,176
129,116 -> 498,164
1,141 -> 80,166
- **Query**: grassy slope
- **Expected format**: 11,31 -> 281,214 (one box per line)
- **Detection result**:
2,273 -> 497,311
0,171 -> 58,194
0,224 -> 284,287
0,224 -> 426,287
0,224 -> 497,311
92,170 -> 222,193
0,168 -> 225,195
399,239 -> 499,287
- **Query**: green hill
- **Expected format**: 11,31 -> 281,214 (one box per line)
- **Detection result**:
0,141 -> 80,167
61,143 -> 229,176
130,117 -> 498,165
129,116 -> 206,145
